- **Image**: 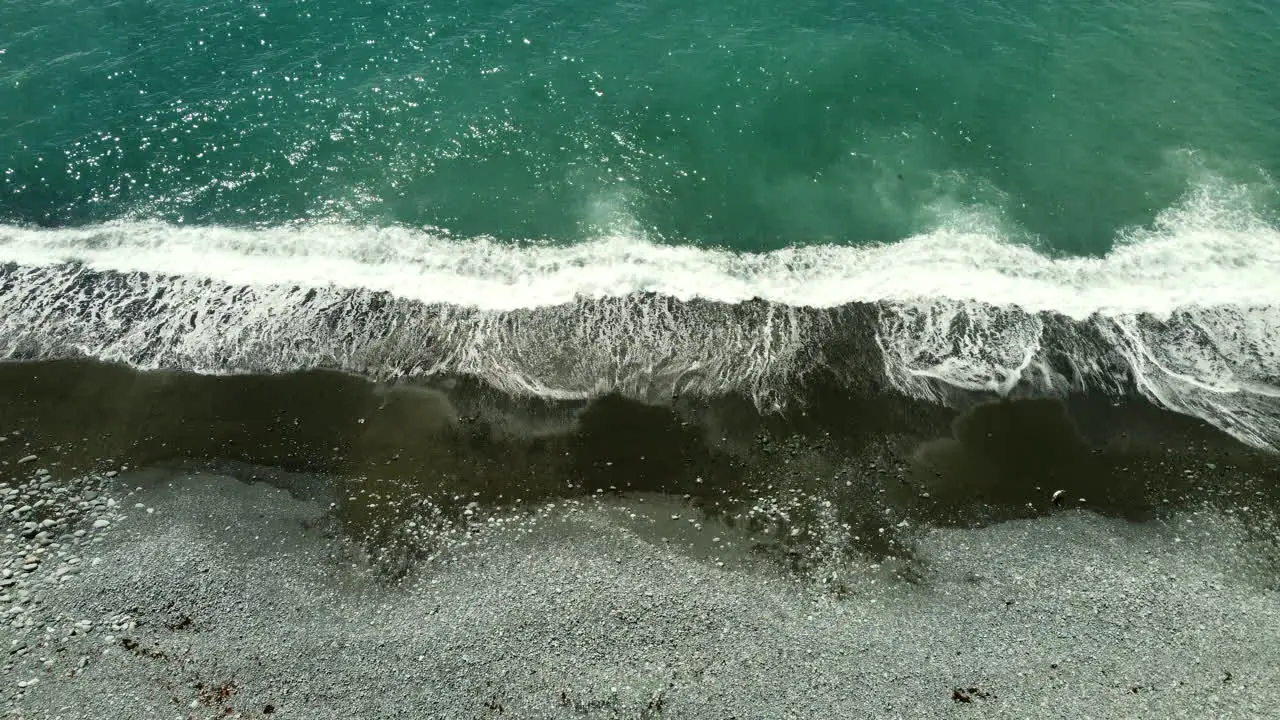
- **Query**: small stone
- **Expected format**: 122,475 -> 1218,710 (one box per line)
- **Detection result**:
104,471 -> 118,478
92,519 -> 111,529
17,678 -> 38,688
17,455 -> 37,465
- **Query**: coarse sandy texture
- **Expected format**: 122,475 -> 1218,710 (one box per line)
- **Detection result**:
4,468 -> 1278,720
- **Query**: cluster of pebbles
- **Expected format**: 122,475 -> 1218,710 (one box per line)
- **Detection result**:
1,431 -> 141,709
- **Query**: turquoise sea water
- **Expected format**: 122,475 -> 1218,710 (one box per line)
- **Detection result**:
1,0 -> 1279,453
2,0 -> 1278,252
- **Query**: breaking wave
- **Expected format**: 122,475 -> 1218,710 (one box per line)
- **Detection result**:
1,184 -> 1277,449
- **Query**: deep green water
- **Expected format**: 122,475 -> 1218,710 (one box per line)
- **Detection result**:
1,0 -> 1278,253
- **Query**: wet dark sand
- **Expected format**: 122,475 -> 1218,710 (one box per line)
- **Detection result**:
2,359 -> 1275,533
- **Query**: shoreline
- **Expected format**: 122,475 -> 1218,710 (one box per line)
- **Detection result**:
3,357 -> 1278,576
2,357 -> 1277,716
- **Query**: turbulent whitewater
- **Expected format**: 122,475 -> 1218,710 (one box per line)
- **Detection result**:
2,186 -> 1277,450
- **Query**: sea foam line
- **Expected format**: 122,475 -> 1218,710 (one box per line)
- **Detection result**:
1,192 -> 1278,318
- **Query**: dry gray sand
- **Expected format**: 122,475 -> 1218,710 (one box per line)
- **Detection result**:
3,466 -> 1278,719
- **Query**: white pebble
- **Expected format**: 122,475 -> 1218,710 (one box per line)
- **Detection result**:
17,455 -> 37,465
92,519 -> 110,529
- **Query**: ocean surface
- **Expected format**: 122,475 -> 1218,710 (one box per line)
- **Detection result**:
2,0 -> 1279,451
3,0 -> 1280,245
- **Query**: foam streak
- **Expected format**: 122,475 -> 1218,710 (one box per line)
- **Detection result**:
1,192 -> 1278,448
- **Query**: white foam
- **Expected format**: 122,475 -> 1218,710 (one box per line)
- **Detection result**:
0,188 -> 1277,318
0,182 -> 1277,449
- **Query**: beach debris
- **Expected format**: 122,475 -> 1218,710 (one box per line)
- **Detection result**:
952,687 -> 994,703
